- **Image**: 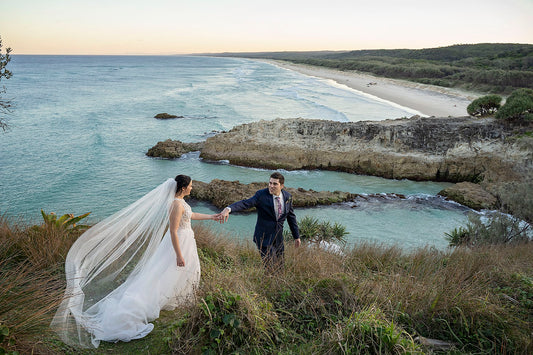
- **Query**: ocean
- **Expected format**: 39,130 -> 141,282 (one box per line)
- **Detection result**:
0,55 -> 471,249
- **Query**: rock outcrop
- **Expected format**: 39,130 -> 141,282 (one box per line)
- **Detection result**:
197,116 -> 532,211
190,179 -> 357,209
189,179 -> 406,209
154,113 -> 184,119
146,139 -> 203,159
438,182 -> 498,210
147,116 -> 532,211
200,116 -> 532,183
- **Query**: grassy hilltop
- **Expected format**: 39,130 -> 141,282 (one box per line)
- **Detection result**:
1,216 -> 532,354
212,43 -> 533,94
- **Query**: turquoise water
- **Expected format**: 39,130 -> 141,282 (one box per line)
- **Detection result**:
0,55 -> 469,249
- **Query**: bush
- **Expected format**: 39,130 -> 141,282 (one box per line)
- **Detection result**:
496,88 -> 533,120
318,306 -> 422,354
35,209 -> 91,233
170,287 -> 281,354
467,95 -> 502,117
497,180 -> 533,223
444,226 -> 471,247
445,212 -> 531,247
284,216 -> 348,246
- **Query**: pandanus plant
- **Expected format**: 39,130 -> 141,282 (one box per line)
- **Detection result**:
39,209 -> 91,232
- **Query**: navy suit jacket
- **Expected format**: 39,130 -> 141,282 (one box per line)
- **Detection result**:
229,188 -> 300,248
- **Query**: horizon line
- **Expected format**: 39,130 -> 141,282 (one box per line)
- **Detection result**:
8,42 -> 532,56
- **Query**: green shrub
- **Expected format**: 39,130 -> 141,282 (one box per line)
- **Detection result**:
318,306 -> 422,354
494,273 -> 533,312
444,226 -> 471,246
496,88 -> 533,120
36,209 -> 91,233
445,212 -> 531,247
497,180 -> 533,223
170,288 -> 281,354
467,95 -> 502,117
284,216 -> 348,245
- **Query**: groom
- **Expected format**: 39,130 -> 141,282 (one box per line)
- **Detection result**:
221,172 -> 300,269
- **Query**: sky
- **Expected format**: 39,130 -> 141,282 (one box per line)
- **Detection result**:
1,0 -> 532,55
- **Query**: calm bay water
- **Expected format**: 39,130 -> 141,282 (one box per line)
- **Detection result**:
0,55 -> 470,249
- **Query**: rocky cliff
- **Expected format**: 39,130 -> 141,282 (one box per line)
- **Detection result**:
199,116 -> 532,184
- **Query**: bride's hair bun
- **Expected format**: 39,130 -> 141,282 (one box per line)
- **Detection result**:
175,174 -> 191,193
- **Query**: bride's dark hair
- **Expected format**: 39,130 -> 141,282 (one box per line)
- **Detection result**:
175,175 -> 191,193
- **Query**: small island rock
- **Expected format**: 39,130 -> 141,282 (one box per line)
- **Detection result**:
154,113 -> 184,119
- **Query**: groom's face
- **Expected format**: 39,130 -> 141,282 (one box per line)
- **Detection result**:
268,178 -> 284,196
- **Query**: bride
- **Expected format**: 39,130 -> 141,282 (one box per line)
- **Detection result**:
51,175 -> 221,348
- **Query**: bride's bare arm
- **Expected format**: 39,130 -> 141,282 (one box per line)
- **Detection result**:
169,201 -> 186,267
191,212 -> 221,221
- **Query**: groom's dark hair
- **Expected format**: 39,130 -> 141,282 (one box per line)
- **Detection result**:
270,172 -> 285,185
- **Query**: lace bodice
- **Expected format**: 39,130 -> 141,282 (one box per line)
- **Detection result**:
175,198 -> 192,230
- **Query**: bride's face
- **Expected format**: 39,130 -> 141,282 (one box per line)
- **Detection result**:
182,181 -> 193,196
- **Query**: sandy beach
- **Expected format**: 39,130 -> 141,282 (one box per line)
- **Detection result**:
260,59 -> 480,118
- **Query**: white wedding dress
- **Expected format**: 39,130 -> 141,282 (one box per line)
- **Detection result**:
51,180 -> 201,348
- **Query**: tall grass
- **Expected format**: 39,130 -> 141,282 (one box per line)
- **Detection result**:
169,226 -> 533,354
1,217 -> 532,354
0,215 -> 69,354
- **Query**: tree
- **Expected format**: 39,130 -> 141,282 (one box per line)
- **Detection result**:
466,94 -> 502,117
495,88 -> 533,121
0,36 -> 13,131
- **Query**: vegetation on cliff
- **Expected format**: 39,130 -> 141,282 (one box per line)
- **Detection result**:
215,43 -> 533,94
467,88 -> 533,120
467,94 -> 502,117
1,211 -> 532,354
496,88 -> 533,121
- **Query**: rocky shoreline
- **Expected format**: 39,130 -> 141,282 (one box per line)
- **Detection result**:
199,116 -> 531,182
147,116 -> 532,211
189,179 -> 406,210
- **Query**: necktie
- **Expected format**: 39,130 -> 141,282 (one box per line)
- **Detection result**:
275,196 -> 282,219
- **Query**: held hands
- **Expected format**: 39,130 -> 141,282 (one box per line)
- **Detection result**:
212,210 -> 228,224
212,208 -> 230,223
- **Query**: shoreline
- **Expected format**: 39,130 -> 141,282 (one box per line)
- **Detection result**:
257,59 -> 480,118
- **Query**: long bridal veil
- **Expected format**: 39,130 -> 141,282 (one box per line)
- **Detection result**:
51,178 -> 177,348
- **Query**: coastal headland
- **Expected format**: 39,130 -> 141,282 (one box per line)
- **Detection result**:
148,115 -> 532,211
198,116 -> 530,182
147,63 -> 532,212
